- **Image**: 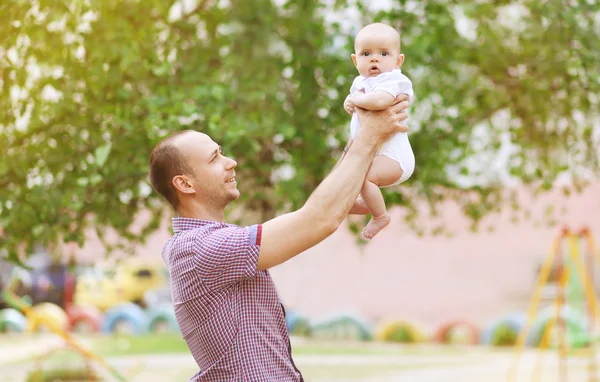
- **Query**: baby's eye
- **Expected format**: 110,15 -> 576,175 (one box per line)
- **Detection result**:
381,52 -> 388,56
362,52 -> 369,56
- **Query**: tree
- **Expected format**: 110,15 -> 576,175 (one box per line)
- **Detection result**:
1,0 -> 598,263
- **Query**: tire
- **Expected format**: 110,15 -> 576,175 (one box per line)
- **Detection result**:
526,305 -> 588,348
480,312 -> 526,346
145,305 -> 179,333
310,314 -> 373,341
102,302 -> 148,335
27,303 -> 69,333
377,320 -> 426,344
434,320 -> 480,345
66,306 -> 103,333
0,308 -> 27,333
285,311 -> 311,337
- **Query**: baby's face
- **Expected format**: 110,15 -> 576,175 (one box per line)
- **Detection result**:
352,29 -> 403,78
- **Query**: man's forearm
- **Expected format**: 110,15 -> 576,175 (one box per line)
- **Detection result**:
330,138 -> 353,173
303,132 -> 378,226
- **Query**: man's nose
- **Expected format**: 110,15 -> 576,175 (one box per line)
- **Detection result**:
226,157 -> 237,169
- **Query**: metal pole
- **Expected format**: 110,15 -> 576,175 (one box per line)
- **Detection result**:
507,227 -> 566,382
580,228 -> 598,382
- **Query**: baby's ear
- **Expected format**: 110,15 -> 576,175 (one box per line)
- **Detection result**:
351,53 -> 358,68
397,54 -> 405,68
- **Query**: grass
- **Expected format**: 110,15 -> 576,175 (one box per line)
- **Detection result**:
25,367 -> 98,382
2,332 -> 507,363
87,334 -> 479,357
89,334 -> 399,357
89,333 -> 190,356
2,333 -> 597,382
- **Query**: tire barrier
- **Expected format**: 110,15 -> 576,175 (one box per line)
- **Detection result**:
102,303 -> 148,335
434,320 -> 480,345
310,314 -> 373,341
27,303 -> 69,333
526,305 -> 589,349
11,300 -> 593,348
67,306 -> 103,333
0,308 -> 27,333
145,305 -> 179,333
480,312 -> 526,347
377,320 -> 426,344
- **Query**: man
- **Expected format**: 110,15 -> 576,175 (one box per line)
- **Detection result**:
148,94 -> 410,381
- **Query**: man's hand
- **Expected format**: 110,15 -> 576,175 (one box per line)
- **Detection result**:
344,94 -> 355,115
355,94 -> 409,144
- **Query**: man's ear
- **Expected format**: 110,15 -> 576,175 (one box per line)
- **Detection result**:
351,53 -> 358,68
172,175 -> 195,194
397,54 -> 405,68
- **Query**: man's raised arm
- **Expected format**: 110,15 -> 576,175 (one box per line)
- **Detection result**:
257,95 -> 410,270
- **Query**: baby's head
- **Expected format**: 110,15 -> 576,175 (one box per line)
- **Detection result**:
352,23 -> 404,78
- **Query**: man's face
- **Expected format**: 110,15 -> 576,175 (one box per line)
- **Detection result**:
175,132 -> 240,207
352,28 -> 403,78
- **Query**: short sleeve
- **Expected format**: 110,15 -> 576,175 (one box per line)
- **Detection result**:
193,224 -> 262,290
372,70 -> 414,101
350,75 -> 366,94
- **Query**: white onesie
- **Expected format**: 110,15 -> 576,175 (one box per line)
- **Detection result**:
350,68 -> 415,186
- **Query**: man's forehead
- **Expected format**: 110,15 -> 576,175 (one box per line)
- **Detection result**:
174,131 -> 217,153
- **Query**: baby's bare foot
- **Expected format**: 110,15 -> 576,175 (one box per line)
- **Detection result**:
362,213 -> 391,240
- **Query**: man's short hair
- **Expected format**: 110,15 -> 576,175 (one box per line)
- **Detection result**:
149,130 -> 195,210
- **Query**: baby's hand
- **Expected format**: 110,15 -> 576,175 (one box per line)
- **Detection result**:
344,94 -> 355,115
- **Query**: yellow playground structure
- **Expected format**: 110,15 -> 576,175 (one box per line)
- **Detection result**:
508,226 -> 600,382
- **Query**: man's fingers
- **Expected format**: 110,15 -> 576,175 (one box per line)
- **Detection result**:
392,93 -> 409,105
396,123 -> 409,133
396,111 -> 408,122
390,100 -> 410,113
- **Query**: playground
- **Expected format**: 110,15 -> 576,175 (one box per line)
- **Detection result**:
1,1 -> 597,380
1,226 -> 599,381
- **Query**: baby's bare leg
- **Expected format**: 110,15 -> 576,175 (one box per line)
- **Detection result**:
349,197 -> 370,215
361,156 -> 403,239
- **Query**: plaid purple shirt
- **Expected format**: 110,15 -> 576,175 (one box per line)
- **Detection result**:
161,217 -> 303,382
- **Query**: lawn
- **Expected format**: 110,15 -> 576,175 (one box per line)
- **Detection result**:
88,333 -> 481,357
3,333 -> 597,382
90,333 -> 190,356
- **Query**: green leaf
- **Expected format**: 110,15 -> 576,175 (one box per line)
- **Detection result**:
94,144 -> 112,167
89,173 -> 103,185
32,224 -> 44,237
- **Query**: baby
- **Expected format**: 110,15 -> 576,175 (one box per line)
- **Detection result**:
344,23 -> 416,240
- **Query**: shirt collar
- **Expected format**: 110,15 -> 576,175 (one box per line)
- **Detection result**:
172,217 -> 227,233
357,68 -> 402,82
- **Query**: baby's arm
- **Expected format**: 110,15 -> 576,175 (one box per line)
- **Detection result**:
350,91 -> 395,111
